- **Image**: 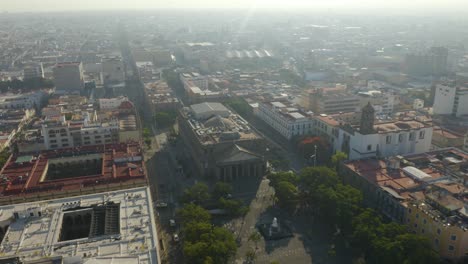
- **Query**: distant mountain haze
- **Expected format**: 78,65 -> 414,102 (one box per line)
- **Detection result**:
2,0 -> 468,12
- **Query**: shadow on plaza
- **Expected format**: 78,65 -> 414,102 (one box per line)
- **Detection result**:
256,206 -> 294,254
256,206 -> 352,264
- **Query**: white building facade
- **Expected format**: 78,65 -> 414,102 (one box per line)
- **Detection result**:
0,91 -> 45,109
433,84 -> 468,117
255,101 -> 314,140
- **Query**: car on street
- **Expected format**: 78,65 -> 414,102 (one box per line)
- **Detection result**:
169,219 -> 176,227
173,233 -> 179,242
155,201 -> 168,208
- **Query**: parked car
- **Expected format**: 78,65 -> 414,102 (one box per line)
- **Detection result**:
169,219 -> 176,227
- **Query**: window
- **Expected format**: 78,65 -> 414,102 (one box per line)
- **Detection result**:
451,235 -> 457,241
421,229 -> 425,233
423,219 -> 426,224
435,239 -> 439,245
386,135 -> 392,144
61,138 -> 68,142
448,245 -> 455,251
409,132 -> 415,141
419,131 -> 425,139
50,140 -> 57,143
367,144 -> 372,151
414,223 -> 418,228
437,228 -> 441,235
398,134 -> 404,142
84,141 -> 90,145
84,136 -> 90,140
96,140 -> 102,144
51,144 -> 58,148
416,213 -> 419,219
62,144 -> 69,147
95,135 -> 101,139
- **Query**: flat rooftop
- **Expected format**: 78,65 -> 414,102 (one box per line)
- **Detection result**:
0,187 -> 159,264
0,143 -> 146,203
183,105 -> 260,145
264,101 -> 313,122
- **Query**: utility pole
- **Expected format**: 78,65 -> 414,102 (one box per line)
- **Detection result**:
314,145 -> 317,167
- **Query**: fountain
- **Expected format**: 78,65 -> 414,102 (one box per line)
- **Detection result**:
258,217 -> 293,240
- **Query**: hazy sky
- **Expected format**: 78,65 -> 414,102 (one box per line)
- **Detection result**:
2,0 -> 468,12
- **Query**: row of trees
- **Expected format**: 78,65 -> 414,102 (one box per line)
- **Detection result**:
153,110 -> 177,129
181,182 -> 248,217
225,98 -> 252,119
268,154 -> 440,264
177,182 -> 246,263
177,204 -> 237,264
0,149 -> 10,169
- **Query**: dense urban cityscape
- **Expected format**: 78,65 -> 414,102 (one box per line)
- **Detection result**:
0,2 -> 467,264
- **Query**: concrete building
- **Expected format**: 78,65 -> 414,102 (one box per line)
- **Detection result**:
432,127 -> 465,149
101,57 -> 125,84
17,96 -> 139,152
255,101 -> 314,140
53,62 -> 85,91
23,63 -> 44,80
0,91 -> 45,109
433,83 -> 468,117
340,148 -> 468,261
315,104 -> 433,160
405,47 -> 448,76
0,186 -> 160,263
180,72 -> 225,103
181,42 -> 217,62
144,81 -> 181,112
357,90 -> 396,115
178,102 -> 266,181
0,143 -> 147,204
99,96 -> 129,110
413,98 -> 425,110
307,85 -> 361,114
41,118 -> 120,150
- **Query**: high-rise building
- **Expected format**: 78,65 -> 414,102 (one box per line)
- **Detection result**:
433,83 -> 468,117
23,63 -> 44,80
53,62 -> 85,91
405,47 -> 448,76
101,57 -> 125,84
307,85 -> 361,114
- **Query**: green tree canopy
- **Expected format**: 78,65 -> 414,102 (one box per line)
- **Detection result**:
331,151 -> 348,169
183,226 -> 237,264
153,110 -> 177,128
275,181 -> 299,212
299,166 -> 339,191
182,182 -> 211,204
177,203 -> 211,226
0,149 -> 10,169
268,171 -> 298,189
212,182 -> 232,200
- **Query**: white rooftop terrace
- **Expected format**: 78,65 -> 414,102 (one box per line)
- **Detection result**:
0,187 -> 160,264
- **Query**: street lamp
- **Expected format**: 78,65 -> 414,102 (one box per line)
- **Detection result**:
310,145 -> 317,167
